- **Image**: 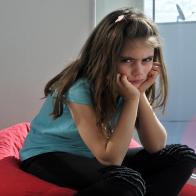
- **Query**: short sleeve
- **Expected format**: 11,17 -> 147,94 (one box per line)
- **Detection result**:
66,79 -> 93,105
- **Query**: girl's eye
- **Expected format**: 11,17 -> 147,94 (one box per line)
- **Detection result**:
122,59 -> 134,63
143,57 -> 153,63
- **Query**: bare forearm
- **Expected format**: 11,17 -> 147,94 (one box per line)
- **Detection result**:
105,98 -> 139,165
137,93 -> 167,153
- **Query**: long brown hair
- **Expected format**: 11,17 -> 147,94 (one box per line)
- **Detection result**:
44,8 -> 168,129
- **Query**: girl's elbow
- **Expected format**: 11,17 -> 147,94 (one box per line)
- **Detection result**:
146,141 -> 166,154
148,133 -> 167,153
97,154 -> 122,166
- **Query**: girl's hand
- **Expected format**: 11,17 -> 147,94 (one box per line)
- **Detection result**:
138,62 -> 160,93
117,74 -> 140,100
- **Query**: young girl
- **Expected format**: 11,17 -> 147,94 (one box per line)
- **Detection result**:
20,8 -> 196,196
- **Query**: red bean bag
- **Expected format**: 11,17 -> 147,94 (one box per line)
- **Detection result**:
0,122 -> 76,196
0,122 -> 195,195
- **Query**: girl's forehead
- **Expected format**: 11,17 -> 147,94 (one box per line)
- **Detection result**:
120,38 -> 154,58
122,38 -> 155,50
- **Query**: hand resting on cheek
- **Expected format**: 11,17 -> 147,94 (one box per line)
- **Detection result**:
138,62 -> 160,93
117,74 -> 140,101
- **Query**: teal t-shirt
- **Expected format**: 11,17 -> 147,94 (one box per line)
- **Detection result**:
20,79 -> 122,161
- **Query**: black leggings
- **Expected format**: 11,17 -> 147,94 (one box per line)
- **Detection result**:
20,144 -> 196,196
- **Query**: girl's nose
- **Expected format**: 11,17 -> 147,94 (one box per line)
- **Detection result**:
132,61 -> 143,76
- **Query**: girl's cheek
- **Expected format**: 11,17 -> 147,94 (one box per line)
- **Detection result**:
146,64 -> 153,74
117,66 -> 129,76
119,71 -> 128,76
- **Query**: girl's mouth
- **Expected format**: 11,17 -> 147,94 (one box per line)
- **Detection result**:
130,80 -> 144,85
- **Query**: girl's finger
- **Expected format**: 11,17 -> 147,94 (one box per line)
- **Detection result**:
117,73 -> 121,85
153,62 -> 161,67
152,65 -> 160,72
148,68 -> 160,77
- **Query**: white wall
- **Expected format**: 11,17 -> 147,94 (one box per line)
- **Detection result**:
96,0 -> 144,24
158,22 -> 196,122
157,22 -> 196,149
0,0 -> 95,129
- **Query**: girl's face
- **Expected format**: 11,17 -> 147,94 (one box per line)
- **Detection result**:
117,39 -> 154,88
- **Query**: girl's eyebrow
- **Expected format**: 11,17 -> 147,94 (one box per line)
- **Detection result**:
120,56 -> 135,60
120,55 -> 154,60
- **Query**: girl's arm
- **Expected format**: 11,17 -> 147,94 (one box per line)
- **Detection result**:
68,75 -> 140,166
137,93 -> 167,153
137,64 -> 167,153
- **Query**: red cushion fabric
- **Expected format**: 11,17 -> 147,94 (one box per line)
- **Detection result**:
0,157 -> 76,196
0,122 -> 195,195
179,183 -> 196,196
0,122 -> 76,195
129,138 -> 141,148
0,122 -> 30,160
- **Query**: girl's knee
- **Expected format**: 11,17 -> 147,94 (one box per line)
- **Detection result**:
160,144 -> 196,166
100,165 -> 146,196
